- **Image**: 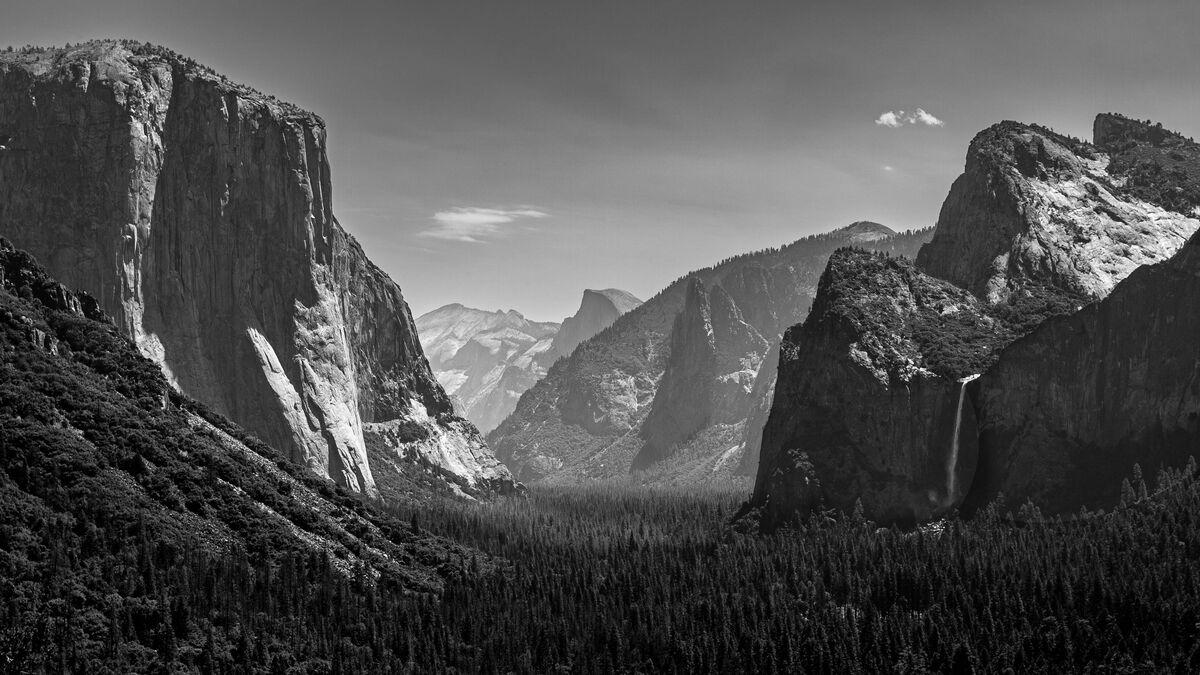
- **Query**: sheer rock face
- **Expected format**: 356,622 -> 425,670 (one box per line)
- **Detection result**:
0,41 -> 514,498
632,279 -> 766,470
965,230 -> 1200,515
916,121 -> 1199,304
750,251 -> 992,527
489,222 -> 932,484
735,342 -> 779,476
748,115 -> 1200,528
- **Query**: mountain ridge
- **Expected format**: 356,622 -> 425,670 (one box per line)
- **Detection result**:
488,222 -> 932,484
416,288 -> 641,434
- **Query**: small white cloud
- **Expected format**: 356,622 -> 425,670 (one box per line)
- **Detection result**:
875,111 -> 904,128
883,165 -> 895,172
875,108 -> 945,128
912,108 -> 945,127
421,207 -> 548,243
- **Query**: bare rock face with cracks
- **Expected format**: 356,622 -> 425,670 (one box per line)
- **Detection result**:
746,115 -> 1200,529
0,41 -> 515,500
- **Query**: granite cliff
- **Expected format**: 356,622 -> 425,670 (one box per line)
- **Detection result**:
747,114 -> 1200,527
749,250 -> 1002,526
0,239 -> 489,594
489,222 -> 931,484
0,41 -> 514,499
917,118 -> 1198,302
963,229 -> 1200,515
961,115 -> 1200,514
632,278 -> 767,470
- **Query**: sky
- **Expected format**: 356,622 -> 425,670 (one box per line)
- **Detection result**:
3,1 -> 1199,321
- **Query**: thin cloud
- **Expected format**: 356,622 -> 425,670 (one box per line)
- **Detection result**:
421,207 -> 548,243
875,108 -> 945,128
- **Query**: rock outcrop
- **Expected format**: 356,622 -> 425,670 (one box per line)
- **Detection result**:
540,289 -> 643,366
916,120 -> 1198,303
963,117 -> 1200,513
0,41 -> 515,498
633,279 -> 766,469
489,222 -> 931,483
750,250 -> 1001,526
416,304 -> 559,433
734,342 -> 779,476
747,115 -> 1200,528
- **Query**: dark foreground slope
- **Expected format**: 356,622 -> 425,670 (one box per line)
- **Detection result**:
0,240 -> 497,670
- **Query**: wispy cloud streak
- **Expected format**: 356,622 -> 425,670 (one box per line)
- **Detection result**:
421,207 -> 548,243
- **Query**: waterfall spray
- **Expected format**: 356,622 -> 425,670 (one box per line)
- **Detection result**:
945,374 -> 981,505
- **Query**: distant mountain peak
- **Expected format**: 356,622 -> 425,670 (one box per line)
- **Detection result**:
580,288 -> 644,316
840,221 -> 893,234
834,221 -> 896,243
540,288 -> 643,366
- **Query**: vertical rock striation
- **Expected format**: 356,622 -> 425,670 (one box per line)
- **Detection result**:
965,230 -> 1200,515
0,41 -> 514,498
633,279 -> 766,470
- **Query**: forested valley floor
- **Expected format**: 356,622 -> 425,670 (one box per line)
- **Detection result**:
8,463 -> 1200,673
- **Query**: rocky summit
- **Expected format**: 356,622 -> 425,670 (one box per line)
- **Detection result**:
541,288 -> 643,366
747,114 -> 1200,528
0,41 -> 515,499
488,222 -> 931,484
917,118 -> 1199,303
